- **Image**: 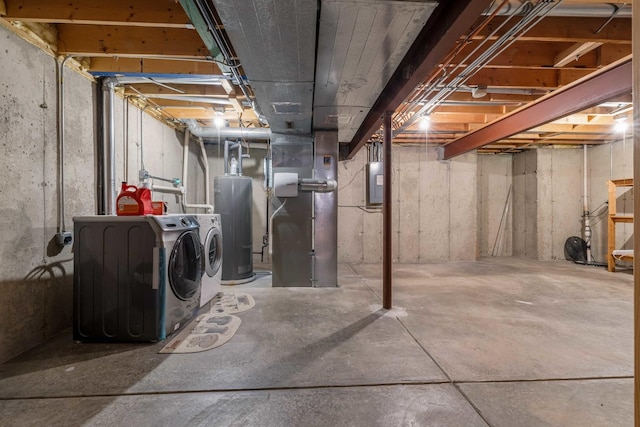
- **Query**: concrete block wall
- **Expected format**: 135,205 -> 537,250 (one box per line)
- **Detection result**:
0,28 -> 94,364
512,148 -> 584,260
512,149 -> 537,258
0,26 -> 207,363
536,148 -> 584,260
589,138 -> 634,264
337,145 -> 478,263
477,154 -> 512,257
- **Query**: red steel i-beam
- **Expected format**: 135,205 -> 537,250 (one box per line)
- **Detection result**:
443,57 -> 633,159
383,111 -> 393,310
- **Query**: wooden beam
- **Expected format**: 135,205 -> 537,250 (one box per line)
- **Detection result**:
3,0 -> 192,28
554,42 -> 603,68
443,58 -> 632,159
57,24 -> 208,58
467,68 -> 592,90
442,92 -> 539,104
88,57 -> 223,75
474,16 -> 631,44
431,105 -> 509,115
220,78 -> 244,114
448,41 -> 630,70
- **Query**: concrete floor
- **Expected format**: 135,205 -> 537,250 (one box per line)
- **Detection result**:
0,258 -> 633,426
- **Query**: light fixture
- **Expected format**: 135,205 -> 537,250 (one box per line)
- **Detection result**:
613,117 -> 629,134
471,84 -> 488,99
213,115 -> 226,128
419,115 -> 431,130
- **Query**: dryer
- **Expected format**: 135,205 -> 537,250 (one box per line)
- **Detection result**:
193,214 -> 223,307
73,215 -> 203,342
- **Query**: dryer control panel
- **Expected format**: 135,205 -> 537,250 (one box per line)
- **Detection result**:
150,215 -> 199,232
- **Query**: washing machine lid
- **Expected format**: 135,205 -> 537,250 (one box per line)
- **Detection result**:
169,230 -> 203,301
204,226 -> 223,277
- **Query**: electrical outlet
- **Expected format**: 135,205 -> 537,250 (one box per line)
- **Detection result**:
55,231 -> 73,247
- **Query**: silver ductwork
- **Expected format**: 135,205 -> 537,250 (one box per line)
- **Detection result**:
103,75 -> 230,86
147,95 -> 232,105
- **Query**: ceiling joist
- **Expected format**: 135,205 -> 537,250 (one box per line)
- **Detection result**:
57,25 -> 208,57
88,57 -> 223,75
475,16 -> 631,45
2,0 -> 191,28
443,57 -> 632,159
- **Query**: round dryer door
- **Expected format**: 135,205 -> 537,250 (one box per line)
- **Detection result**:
169,230 -> 203,301
204,227 -> 223,277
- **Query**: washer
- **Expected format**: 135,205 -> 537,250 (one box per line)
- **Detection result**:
73,215 -> 203,342
194,214 -> 223,307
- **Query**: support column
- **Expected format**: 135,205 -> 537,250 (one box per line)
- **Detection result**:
383,111 -> 393,309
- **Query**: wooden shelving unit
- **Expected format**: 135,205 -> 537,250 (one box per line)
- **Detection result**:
608,178 -> 634,272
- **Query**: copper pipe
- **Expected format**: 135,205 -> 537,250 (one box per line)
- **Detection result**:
383,111 -> 393,310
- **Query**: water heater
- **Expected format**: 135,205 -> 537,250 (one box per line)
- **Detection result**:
214,175 -> 254,283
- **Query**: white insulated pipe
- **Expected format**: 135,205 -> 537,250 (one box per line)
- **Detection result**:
184,119 -> 272,140
181,129 -> 214,213
103,79 -> 117,215
152,184 -> 184,194
56,56 -> 72,230
583,144 -> 592,262
198,136 -> 211,206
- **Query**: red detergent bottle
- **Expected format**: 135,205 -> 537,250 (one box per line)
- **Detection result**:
116,182 -> 153,215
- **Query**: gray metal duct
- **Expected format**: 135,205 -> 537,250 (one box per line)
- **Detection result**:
147,94 -> 232,105
211,0 -> 316,134
104,76 -> 229,86
183,119 -> 272,140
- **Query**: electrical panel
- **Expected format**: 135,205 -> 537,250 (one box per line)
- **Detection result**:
366,162 -> 383,206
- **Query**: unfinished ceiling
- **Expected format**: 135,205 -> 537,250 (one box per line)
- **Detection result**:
0,0 -> 633,157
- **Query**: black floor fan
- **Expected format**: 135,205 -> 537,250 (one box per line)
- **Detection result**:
564,236 -> 606,267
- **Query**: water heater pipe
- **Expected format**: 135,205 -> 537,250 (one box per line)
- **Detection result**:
224,140 -> 248,176
583,144 -> 592,262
